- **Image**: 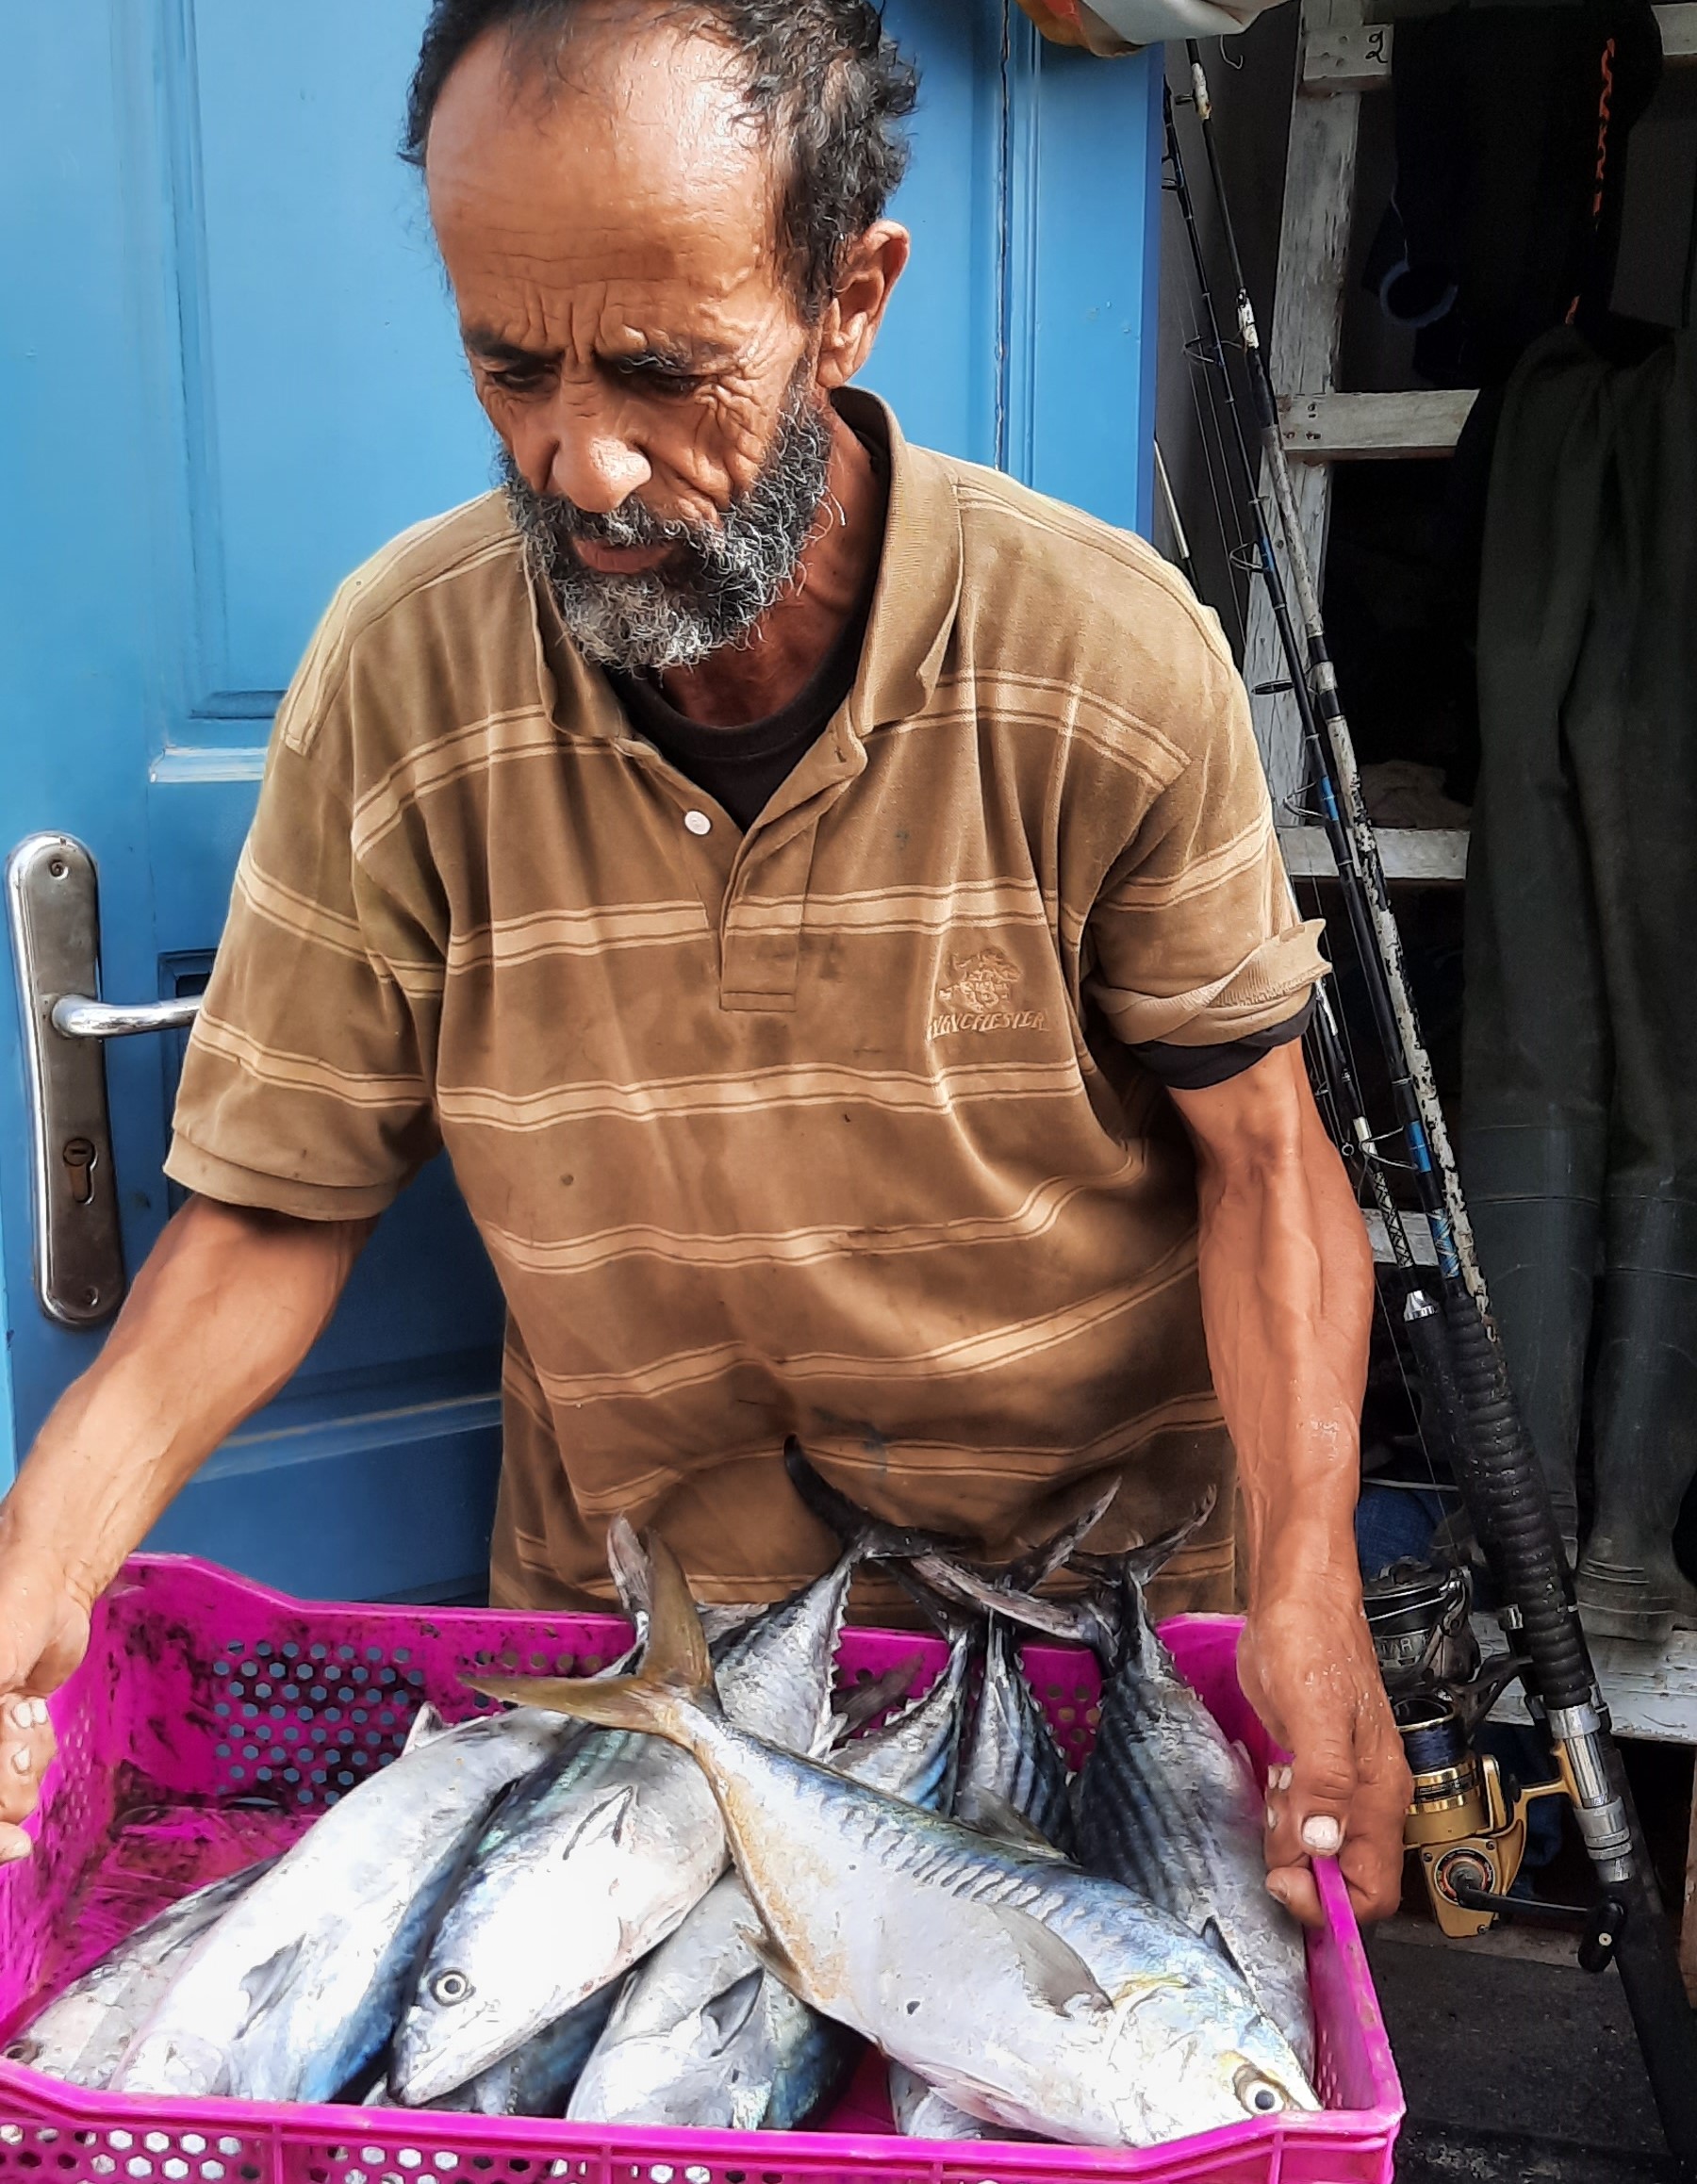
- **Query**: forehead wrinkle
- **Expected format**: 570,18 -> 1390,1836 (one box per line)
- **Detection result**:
426,19 -> 788,310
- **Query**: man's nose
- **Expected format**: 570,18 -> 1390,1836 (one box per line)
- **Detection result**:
514,401 -> 651,513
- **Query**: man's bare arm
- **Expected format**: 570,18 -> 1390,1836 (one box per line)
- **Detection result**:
0,1195 -> 373,1858
1170,1039 -> 1410,1926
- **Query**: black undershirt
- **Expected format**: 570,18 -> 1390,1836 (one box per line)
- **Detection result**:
602,581 -> 872,833
600,553 -> 1312,1090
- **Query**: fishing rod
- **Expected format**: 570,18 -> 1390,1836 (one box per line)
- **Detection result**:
1166,60 -> 1697,2172
1159,84 -> 1475,1496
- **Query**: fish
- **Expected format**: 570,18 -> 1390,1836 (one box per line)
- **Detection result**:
953,1617 -> 1076,1857
470,1534 -> 1318,2151
363,1985 -> 618,2116
112,1700 -> 572,2103
982,1504 -> 1316,2079
4,1862 -> 273,2090
891,1606 -> 1073,2142
392,1546 -> 855,2106
889,2061 -> 1038,2141
568,1617 -> 976,2132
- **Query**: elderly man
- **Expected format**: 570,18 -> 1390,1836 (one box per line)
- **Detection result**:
0,0 -> 1408,1921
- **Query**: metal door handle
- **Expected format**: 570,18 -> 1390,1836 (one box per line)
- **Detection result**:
51,995 -> 202,1039
6,833 -> 205,1327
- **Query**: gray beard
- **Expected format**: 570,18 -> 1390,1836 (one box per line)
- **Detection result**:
500,383 -> 833,674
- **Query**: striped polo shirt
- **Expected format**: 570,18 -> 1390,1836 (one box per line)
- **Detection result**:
167,391 -> 1326,1617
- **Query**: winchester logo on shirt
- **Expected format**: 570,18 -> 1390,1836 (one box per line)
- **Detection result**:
928,945 -> 1048,1040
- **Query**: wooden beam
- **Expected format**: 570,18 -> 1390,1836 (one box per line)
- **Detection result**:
1280,388 -> 1480,460
1278,824 -> 1468,882
1302,18 -> 1392,93
1480,1616 -> 1697,1745
1244,0 -> 1364,815
1304,4 -> 1697,92
1664,1 -> 1697,57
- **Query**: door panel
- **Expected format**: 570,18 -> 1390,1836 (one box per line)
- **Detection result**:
0,0 -> 1158,1601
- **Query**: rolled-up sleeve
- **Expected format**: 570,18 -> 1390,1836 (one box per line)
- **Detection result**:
1083,635 -> 1326,1049
165,605 -> 443,1220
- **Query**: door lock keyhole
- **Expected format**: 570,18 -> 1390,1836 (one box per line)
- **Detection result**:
61,1137 -> 97,1207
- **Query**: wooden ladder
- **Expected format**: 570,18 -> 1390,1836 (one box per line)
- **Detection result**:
1246,0 -> 1697,886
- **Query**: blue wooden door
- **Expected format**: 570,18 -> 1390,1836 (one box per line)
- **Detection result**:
0,2 -> 1159,1602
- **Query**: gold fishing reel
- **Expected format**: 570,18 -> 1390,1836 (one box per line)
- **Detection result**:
1396,1695 -> 1569,1937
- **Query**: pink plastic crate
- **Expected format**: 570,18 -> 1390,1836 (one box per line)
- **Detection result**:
0,1556 -> 1401,2184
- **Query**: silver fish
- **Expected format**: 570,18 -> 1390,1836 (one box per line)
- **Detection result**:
5,1863 -> 272,2089
364,1985 -> 618,2116
953,1617 -> 1075,1855
568,1626 -> 973,2131
893,1613 -> 1073,2142
1066,1543 -> 1314,2076
890,2061 -> 1040,2141
393,1551 -> 854,2105
113,1703 -> 570,2102
472,1535 -> 1318,2151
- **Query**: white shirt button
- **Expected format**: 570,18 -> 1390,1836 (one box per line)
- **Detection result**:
683,810 -> 712,836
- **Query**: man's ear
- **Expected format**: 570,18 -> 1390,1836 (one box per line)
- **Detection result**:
815,221 -> 912,391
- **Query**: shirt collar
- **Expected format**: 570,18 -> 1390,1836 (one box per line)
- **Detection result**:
832,387 -> 963,735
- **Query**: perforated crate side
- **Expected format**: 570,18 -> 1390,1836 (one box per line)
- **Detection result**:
104,1564 -> 634,1817
0,2114 -> 273,2184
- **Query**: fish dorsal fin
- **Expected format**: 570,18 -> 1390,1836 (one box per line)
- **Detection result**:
697,1968 -> 766,2053
959,1795 -> 1066,1860
403,1702 -> 451,1755
558,1782 -> 637,1862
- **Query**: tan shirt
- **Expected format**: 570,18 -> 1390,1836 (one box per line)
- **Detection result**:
167,392 -> 1325,1618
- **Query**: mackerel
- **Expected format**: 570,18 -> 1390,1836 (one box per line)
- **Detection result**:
393,1549 -> 854,2104
471,1535 -> 1317,2150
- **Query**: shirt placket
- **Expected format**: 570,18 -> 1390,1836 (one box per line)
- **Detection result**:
608,715 -> 864,1012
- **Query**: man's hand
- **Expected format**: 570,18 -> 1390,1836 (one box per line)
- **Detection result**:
1170,1040 -> 1408,1926
0,1537 -> 92,1860
0,1195 -> 374,1859
1239,1586 -> 1410,1926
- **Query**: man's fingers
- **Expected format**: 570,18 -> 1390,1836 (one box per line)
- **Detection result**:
1264,1862 -> 1324,1929
1262,1732 -> 1358,1875
0,1697 -> 55,1829
0,1822 -> 33,1864
1337,1729 -> 1414,1924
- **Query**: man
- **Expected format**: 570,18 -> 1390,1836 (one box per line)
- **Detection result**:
0,0 -> 1409,1925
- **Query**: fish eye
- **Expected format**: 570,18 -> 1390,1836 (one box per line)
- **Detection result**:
1234,2066 -> 1286,2115
431,1969 -> 472,2006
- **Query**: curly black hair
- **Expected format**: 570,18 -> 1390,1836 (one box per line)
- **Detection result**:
403,0 -> 917,317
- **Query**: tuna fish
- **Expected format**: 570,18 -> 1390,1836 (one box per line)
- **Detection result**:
392,1549 -> 855,2106
965,1503 -> 1315,2078
568,1620 -> 974,2131
470,1535 -> 1317,2151
5,1863 -> 272,2090
112,1704 -> 573,2103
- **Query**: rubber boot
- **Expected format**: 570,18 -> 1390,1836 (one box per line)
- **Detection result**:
1462,1125 -> 1603,1556
1577,1195 -> 1697,1645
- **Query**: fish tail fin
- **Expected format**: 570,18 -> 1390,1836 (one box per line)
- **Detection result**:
466,1531 -> 717,1746
783,1437 -> 974,1562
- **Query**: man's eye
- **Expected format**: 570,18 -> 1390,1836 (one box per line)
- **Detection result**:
616,361 -> 701,397
486,365 -> 551,396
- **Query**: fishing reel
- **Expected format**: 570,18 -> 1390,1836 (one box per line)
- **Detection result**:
1363,1561 -> 1565,1938
1393,1693 -> 1569,1938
